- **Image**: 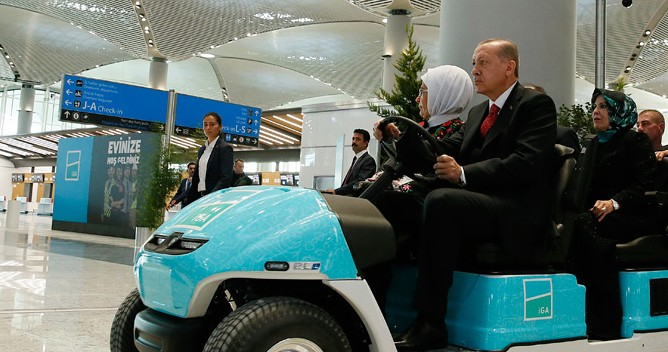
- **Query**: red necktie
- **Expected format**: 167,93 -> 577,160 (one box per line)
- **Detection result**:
480,104 -> 500,138
341,156 -> 357,186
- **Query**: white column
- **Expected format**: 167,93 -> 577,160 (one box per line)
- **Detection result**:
439,0 -> 577,108
148,57 -> 168,90
17,84 -> 35,134
382,9 -> 412,92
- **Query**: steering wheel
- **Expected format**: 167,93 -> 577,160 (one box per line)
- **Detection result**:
359,115 -> 446,201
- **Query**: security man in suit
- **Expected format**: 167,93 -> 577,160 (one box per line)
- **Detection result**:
377,38 -> 557,350
167,162 -> 196,209
332,129 -> 376,195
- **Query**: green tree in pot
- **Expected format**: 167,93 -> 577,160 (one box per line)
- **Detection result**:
368,25 -> 425,122
368,25 -> 426,166
134,141 -> 183,258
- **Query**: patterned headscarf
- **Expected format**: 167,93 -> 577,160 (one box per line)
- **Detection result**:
421,65 -> 474,127
591,88 -> 638,143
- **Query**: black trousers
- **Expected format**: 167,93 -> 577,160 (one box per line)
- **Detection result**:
373,188 -> 501,321
414,188 -> 498,321
572,211 -> 659,339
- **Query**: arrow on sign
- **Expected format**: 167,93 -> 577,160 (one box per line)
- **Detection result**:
65,89 -> 72,95
64,100 -> 72,106
67,78 -> 74,85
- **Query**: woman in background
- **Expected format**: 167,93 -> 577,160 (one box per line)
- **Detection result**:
572,88 -> 657,340
174,111 -> 233,207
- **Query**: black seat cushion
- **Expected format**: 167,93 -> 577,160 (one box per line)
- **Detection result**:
617,235 -> 668,269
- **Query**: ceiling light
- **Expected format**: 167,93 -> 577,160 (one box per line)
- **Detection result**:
199,53 -> 215,59
271,115 -> 302,129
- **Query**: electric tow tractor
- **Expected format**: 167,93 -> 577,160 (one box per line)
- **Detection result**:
111,116 -> 668,352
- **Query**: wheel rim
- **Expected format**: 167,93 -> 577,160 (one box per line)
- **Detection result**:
266,338 -> 324,352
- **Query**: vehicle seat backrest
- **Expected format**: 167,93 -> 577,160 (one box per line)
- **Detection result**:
658,157 -> 668,192
550,136 -> 598,260
539,144 -> 577,264
563,136 -> 598,214
461,144 -> 577,271
615,158 -> 668,269
552,144 -> 577,229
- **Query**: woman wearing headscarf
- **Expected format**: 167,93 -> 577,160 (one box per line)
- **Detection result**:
367,65 -> 474,312
392,65 -> 473,194
573,88 -> 657,340
415,65 -> 474,140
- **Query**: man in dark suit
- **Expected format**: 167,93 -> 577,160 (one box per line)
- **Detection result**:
232,159 -> 253,187
381,38 -> 557,350
525,83 -> 581,156
333,129 -> 376,195
556,125 -> 581,156
167,162 -> 196,209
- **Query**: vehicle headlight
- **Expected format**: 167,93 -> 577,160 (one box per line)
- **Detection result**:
144,233 -> 208,255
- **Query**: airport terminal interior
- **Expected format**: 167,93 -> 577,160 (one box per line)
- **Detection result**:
2,0 -> 668,351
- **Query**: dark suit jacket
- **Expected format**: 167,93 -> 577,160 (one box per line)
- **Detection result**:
175,134 -> 233,206
557,125 -> 581,156
335,151 -> 376,195
589,129 -> 656,211
438,83 -> 557,252
232,172 -> 253,187
170,177 -> 192,207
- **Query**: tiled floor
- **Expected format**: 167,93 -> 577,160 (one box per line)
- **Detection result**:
0,212 -> 136,352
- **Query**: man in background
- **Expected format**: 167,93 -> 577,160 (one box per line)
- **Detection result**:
328,128 -> 376,196
167,162 -> 196,209
232,159 -> 253,186
637,109 -> 668,160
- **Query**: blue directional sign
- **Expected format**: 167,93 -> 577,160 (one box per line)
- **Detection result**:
60,74 -> 169,131
174,93 -> 261,147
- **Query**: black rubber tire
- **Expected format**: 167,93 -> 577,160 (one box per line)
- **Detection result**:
110,288 -> 146,352
203,296 -> 352,352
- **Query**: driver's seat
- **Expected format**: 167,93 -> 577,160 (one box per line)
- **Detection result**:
458,141 -> 593,272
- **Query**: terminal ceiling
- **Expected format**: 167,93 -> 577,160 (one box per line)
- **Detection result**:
1,0 -> 668,161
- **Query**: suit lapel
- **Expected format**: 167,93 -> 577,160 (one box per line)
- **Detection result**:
352,153 -> 367,174
482,84 -> 524,149
461,102 -> 487,154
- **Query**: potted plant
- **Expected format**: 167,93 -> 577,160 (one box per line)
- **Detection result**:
368,25 -> 425,123
134,139 -> 184,258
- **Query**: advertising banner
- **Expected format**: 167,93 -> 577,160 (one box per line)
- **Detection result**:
86,133 -> 160,228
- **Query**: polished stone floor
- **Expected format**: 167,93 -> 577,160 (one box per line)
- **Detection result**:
0,212 -> 136,352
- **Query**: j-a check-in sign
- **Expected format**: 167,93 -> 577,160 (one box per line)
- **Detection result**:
174,93 -> 261,147
59,74 -> 169,132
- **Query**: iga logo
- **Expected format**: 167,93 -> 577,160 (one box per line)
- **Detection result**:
524,278 -> 553,320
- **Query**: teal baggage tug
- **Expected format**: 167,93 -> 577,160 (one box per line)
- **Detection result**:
111,117 -> 668,352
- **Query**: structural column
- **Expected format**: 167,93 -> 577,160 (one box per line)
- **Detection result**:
17,83 -> 35,134
148,57 -> 168,90
382,9 -> 412,92
439,0 -> 577,108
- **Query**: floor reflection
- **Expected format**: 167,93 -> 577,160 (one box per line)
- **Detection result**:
0,213 -> 136,351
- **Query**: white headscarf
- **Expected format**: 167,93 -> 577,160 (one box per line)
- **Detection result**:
421,65 -> 474,127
